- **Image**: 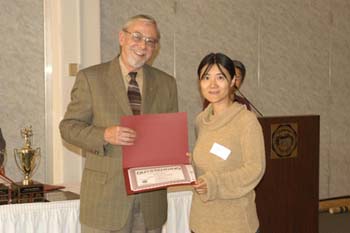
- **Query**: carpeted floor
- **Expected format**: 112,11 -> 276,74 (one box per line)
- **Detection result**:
319,212 -> 350,233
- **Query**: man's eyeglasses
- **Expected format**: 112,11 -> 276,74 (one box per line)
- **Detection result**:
123,30 -> 158,49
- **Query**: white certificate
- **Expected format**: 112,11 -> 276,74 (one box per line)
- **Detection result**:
128,164 -> 196,192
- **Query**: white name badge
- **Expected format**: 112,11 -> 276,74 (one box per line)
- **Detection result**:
210,142 -> 231,160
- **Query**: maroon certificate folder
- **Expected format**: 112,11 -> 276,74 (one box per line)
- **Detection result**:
121,112 -> 195,194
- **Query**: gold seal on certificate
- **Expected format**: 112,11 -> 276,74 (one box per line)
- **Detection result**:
128,164 -> 196,192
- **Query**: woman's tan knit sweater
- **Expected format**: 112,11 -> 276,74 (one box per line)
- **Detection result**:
190,102 -> 266,233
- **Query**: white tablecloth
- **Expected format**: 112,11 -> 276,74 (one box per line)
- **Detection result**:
0,200 -> 80,233
164,191 -> 193,233
0,191 -> 193,233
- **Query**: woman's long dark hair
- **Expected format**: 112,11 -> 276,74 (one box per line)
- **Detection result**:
198,53 -> 235,109
198,53 -> 235,80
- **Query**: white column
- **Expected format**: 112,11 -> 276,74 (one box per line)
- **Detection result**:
44,0 -> 100,184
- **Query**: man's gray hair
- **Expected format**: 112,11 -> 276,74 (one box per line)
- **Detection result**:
122,14 -> 160,40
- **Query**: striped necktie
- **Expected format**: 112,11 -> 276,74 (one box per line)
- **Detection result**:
127,72 -> 141,115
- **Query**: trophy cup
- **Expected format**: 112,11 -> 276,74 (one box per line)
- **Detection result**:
12,126 -> 44,203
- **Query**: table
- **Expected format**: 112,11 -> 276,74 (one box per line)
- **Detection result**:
163,190 -> 193,233
0,190 -> 193,233
0,199 -> 80,233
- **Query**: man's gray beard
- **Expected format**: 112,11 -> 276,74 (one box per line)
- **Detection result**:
128,56 -> 146,69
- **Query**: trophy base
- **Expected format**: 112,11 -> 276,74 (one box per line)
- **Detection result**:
0,183 -> 10,205
11,181 -> 45,203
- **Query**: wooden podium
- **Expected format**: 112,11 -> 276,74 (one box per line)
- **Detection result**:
255,115 -> 319,233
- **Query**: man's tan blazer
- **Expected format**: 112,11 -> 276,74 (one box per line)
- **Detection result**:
59,57 -> 178,231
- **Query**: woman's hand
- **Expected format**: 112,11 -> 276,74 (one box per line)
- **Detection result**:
192,178 -> 208,194
186,152 -> 192,163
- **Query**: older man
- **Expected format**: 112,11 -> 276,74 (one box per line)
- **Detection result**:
60,14 -> 178,233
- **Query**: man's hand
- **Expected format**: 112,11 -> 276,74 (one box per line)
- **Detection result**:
104,126 -> 136,146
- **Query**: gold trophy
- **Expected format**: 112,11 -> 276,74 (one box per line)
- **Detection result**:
14,126 -> 41,185
12,126 -> 44,203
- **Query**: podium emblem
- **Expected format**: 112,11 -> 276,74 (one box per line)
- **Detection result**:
271,123 -> 298,159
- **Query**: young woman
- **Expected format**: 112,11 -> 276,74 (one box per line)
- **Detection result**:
190,53 -> 265,233
202,59 -> 251,111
